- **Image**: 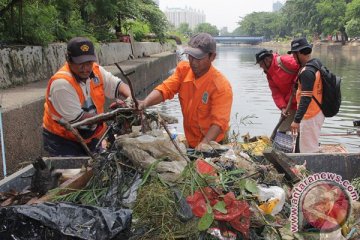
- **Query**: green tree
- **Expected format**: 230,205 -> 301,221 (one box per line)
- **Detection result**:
280,0 -> 322,37
177,23 -> 192,37
316,0 -> 347,42
193,23 -> 219,36
0,0 -> 169,45
137,0 -> 169,41
346,0 -> 360,19
232,26 -> 246,36
346,18 -> 360,37
345,0 -> 360,37
238,11 -> 282,39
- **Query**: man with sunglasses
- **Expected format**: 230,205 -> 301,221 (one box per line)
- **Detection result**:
43,37 -> 132,156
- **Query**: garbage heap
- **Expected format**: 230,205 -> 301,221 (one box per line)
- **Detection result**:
0,112 -> 359,240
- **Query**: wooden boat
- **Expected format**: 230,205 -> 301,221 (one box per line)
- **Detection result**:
288,150 -> 360,181
0,143 -> 358,194
0,156 -> 90,195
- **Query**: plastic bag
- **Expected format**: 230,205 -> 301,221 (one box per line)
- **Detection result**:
0,202 -> 132,240
257,185 -> 286,215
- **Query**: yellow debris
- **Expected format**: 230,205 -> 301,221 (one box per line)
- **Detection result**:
240,136 -> 271,156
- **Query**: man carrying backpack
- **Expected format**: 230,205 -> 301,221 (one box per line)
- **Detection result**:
288,37 -> 325,153
255,49 -> 300,133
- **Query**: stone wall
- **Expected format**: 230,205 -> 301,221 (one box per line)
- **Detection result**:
0,41 -> 174,89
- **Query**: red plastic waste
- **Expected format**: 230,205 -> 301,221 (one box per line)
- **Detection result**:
187,187 -> 250,239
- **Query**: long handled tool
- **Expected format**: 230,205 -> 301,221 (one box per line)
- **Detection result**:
114,63 -> 148,133
270,83 -> 297,141
114,63 -> 138,109
0,104 -> 7,177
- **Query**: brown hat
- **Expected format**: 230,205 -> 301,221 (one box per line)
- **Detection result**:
183,33 -> 216,59
67,37 -> 97,64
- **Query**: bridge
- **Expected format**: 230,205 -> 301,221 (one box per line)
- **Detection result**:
213,36 -> 264,45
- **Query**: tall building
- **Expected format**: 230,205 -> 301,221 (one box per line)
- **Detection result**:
272,1 -> 283,12
164,7 -> 206,29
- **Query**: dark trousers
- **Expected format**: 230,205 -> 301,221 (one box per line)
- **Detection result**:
43,128 -> 98,157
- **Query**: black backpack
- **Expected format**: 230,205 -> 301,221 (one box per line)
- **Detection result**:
305,59 -> 342,117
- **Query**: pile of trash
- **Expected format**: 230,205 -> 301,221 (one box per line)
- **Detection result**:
0,111 -> 359,240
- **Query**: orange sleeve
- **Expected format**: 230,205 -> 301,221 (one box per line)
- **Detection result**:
209,77 -> 233,132
155,61 -> 189,100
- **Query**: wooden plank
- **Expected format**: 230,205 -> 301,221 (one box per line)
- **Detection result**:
27,168 -> 93,205
263,148 -> 300,184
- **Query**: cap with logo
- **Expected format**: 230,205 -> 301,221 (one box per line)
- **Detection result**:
255,48 -> 273,64
67,37 -> 97,64
287,37 -> 312,54
183,33 -> 216,59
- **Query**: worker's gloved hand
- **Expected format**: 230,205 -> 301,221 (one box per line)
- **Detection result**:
109,99 -> 127,109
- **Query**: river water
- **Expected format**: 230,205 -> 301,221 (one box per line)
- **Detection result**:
147,45 -> 360,152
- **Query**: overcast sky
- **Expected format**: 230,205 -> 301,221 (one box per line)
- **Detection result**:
159,0 -> 286,32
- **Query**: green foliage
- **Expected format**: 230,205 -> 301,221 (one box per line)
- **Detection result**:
316,0 -> 346,35
213,201 -> 227,214
21,2 -> 58,45
177,23 -> 193,37
345,0 -> 360,37
130,20 -> 151,41
0,0 -> 169,45
235,0 -> 358,41
194,23 -> 219,36
346,0 -> 360,20
346,18 -> 360,37
138,0 -> 169,42
238,11 -> 283,39
197,206 -> 214,231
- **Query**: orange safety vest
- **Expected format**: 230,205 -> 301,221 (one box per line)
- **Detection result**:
296,67 -> 323,120
43,63 -> 107,143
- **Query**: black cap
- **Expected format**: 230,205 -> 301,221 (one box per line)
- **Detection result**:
287,37 -> 312,54
183,33 -> 216,59
67,37 -> 97,64
255,49 -> 273,64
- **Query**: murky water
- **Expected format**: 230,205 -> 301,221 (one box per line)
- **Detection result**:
147,45 -> 360,152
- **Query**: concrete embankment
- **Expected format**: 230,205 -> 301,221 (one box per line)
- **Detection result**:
258,40 -> 360,58
0,41 -> 178,179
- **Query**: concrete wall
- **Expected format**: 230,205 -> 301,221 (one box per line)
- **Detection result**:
0,43 -> 177,179
0,42 -> 174,89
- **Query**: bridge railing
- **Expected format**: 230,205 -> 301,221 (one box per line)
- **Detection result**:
213,36 -> 264,44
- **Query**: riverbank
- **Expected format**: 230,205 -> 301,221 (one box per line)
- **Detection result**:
259,39 -> 360,53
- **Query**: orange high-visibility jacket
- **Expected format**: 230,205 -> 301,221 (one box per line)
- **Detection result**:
296,67 -> 322,120
43,63 -> 106,142
156,61 -> 233,148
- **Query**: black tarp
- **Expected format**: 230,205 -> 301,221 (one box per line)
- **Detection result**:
0,202 -> 132,240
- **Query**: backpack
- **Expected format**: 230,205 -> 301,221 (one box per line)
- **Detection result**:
305,59 -> 342,117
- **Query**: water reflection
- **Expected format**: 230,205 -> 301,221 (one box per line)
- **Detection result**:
147,45 -> 360,152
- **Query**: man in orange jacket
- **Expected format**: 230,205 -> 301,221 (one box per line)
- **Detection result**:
289,37 -> 324,153
138,33 -> 233,150
43,37 -> 132,156
255,48 -> 299,132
